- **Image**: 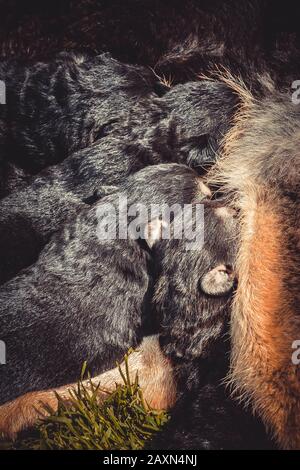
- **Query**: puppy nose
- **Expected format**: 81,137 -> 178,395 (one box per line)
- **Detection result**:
214,206 -> 237,218
198,181 -> 212,198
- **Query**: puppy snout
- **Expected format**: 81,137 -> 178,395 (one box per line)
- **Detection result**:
198,181 -> 212,198
201,198 -> 238,218
214,206 -> 237,219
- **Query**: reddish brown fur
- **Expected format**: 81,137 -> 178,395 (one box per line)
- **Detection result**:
1,74 -> 299,448
208,74 -> 300,448
229,188 -> 300,448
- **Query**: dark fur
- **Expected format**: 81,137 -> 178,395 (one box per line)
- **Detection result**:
0,51 -> 236,190
0,168 -> 273,449
0,52 -> 160,195
149,383 -> 273,450
1,0 -> 298,448
0,163 -> 202,405
0,56 -> 236,284
1,1 -> 299,87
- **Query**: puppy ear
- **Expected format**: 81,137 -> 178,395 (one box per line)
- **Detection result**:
144,218 -> 168,248
200,264 -> 236,296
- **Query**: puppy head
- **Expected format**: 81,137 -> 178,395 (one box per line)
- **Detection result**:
151,201 -> 239,362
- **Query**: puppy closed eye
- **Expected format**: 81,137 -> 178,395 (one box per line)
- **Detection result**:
200,264 -> 236,296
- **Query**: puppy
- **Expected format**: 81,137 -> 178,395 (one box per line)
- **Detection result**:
0,50 -> 237,199
147,202 -> 273,449
0,195 -> 270,449
0,74 -> 236,284
0,163 -> 207,406
0,51 -> 158,190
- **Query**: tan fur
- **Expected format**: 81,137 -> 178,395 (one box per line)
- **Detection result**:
1,76 -> 299,447
230,187 -> 300,448
0,336 -> 176,440
198,180 -> 212,198
207,75 -> 300,449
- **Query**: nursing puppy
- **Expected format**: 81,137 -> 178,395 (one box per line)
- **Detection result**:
0,194 -> 271,449
0,186 -> 233,440
0,51 -> 159,196
148,204 -> 273,449
0,163 -> 208,407
0,51 -> 237,199
0,77 -> 236,285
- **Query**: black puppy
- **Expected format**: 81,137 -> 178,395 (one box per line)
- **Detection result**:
0,163 -> 208,405
0,51 -> 236,198
147,202 -> 273,449
0,194 -> 272,448
0,51 -> 160,195
0,65 -> 236,284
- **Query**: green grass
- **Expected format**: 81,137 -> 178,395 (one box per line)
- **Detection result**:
0,352 -> 169,450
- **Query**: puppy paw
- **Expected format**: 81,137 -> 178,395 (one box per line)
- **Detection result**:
0,390 -> 59,440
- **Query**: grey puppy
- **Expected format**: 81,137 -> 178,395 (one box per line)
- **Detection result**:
0,52 -> 159,196
0,180 -> 272,449
0,163 -> 209,405
0,51 -> 236,198
0,55 -> 236,284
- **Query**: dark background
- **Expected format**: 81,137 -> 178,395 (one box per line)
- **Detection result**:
0,0 -> 299,64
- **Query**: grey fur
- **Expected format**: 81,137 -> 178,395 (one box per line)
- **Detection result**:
0,54 -> 237,284
0,163 -> 203,405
